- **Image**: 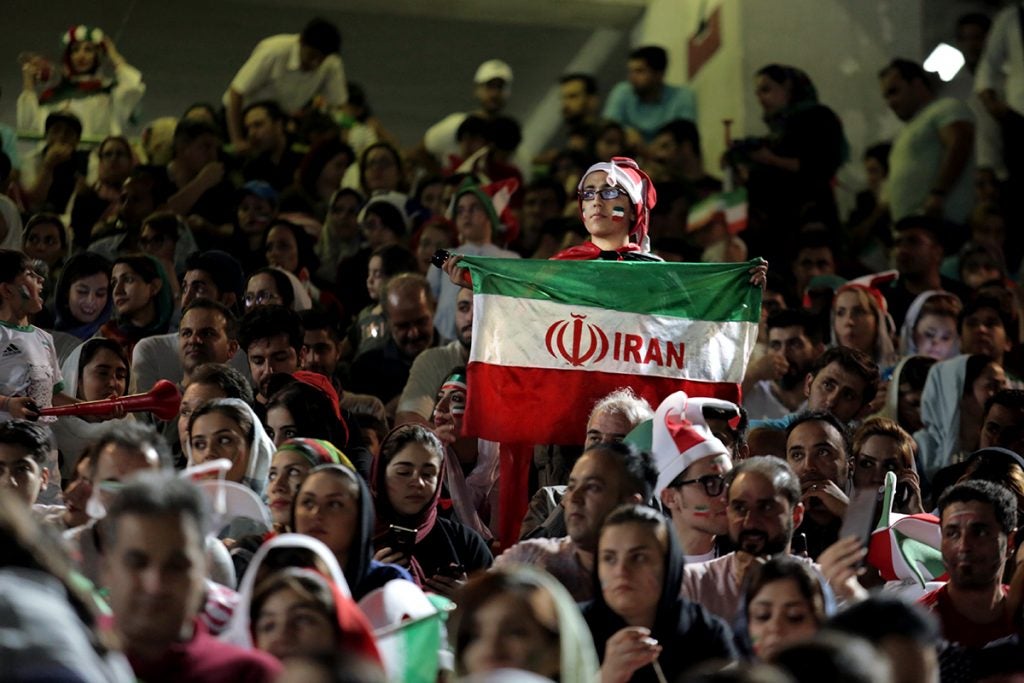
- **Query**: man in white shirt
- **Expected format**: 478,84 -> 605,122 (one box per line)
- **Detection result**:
223,18 -> 347,153
975,1 -> 1024,187
420,59 -> 513,167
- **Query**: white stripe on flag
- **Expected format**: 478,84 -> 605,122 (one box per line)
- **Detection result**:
470,294 -> 757,382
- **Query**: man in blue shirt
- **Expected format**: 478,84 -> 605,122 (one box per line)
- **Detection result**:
603,46 -> 697,143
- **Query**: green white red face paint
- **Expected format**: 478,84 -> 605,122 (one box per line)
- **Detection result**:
612,206 -> 626,221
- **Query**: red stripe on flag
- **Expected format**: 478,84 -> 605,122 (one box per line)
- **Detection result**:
464,363 -> 741,445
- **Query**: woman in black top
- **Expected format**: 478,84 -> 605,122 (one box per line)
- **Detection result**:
582,504 -> 736,683
370,424 -> 492,597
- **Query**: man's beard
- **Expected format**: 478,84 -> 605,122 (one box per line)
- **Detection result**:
779,364 -> 809,391
733,522 -> 792,558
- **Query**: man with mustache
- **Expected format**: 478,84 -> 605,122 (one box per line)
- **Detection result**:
680,455 -> 807,622
918,480 -> 1017,649
743,309 -> 826,420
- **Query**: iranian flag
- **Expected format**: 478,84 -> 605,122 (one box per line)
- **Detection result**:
459,256 -> 762,445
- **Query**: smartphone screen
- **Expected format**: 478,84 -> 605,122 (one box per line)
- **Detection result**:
839,487 -> 882,549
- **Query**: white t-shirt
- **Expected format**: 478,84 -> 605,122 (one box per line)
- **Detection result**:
223,34 -> 348,113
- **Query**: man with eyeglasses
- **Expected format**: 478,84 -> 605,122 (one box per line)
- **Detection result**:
681,455 -> 809,622
648,393 -> 739,564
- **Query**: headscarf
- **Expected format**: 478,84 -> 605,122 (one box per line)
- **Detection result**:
292,462 -> 383,601
573,156 -> 657,253
186,398 -> 275,497
876,355 -> 931,426
276,438 -> 352,470
898,290 -> 961,359
255,567 -> 382,666
481,565 -> 600,683
112,254 -> 174,338
316,188 -> 364,278
222,533 -> 351,645
0,195 -> 23,251
271,266 -> 313,312
370,424 -> 446,586
913,354 -> 969,480
583,511 -> 736,681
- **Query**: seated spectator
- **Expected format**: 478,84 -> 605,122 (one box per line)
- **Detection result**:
53,252 -> 112,342
247,567 -> 382,669
979,389 -> 1024,452
176,363 -> 254,463
299,309 -> 344,391
51,337 -> 130,472
241,100 -> 303,192
916,354 -> 1006,480
740,556 -> 830,661
771,633 -> 891,682
263,219 -> 335,312
449,566 -> 599,683
187,398 -> 274,495
138,212 -> 188,298
883,216 -> 970,329
898,291 -> 962,360
752,346 -> 881,431
496,440 -> 658,602
831,284 -> 898,371
369,424 -> 493,595
955,239 -> 1008,292
22,212 -> 68,305
789,228 -> 837,302
223,17 -> 347,153
266,438 -> 353,529
743,309 -> 826,421
431,367 -> 499,541
348,274 -> 441,408
21,112 -> 89,214
61,447 -> 94,530
959,291 -> 1017,371
68,135 -> 136,250
101,472 -> 281,681
315,188 -> 364,284
681,456 -> 809,622
582,504 -> 737,683
0,420 -> 52,511
232,181 -> 278,275
292,462 -> 412,600
165,119 -> 236,244
357,141 -> 407,197
335,193 -> 409,324
648,118 -> 721,197
343,243 -> 417,361
244,266 -> 313,313
850,417 -> 923,515
89,164 -> 173,249
283,137 -> 354,221
100,254 -> 173,358
238,305 -> 305,404
785,412 -> 852,559
515,177 -> 567,258
17,27 -> 144,139
602,46 -> 696,143
264,379 -> 367,477
918,480 -> 1018,649
877,355 -> 935,434
420,59 -> 514,168
827,596 -> 940,683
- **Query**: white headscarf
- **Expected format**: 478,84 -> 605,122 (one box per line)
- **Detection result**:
0,195 -> 22,250
186,398 -> 274,497
220,533 -> 351,647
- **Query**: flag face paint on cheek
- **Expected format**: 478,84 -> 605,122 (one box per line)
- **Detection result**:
691,504 -> 712,518
612,207 -> 626,222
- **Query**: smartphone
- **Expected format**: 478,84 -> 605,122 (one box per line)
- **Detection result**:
439,562 -> 465,579
388,524 -> 417,555
839,487 -> 882,551
431,249 -> 451,269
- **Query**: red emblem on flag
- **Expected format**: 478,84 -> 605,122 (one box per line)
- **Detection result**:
545,314 -> 609,367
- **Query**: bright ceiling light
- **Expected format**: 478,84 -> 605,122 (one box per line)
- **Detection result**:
923,43 -> 965,82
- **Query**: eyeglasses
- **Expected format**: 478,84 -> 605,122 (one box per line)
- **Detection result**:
243,290 -> 281,307
673,474 -> 726,497
578,187 -> 628,201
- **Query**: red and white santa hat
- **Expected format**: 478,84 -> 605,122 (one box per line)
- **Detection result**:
577,156 -> 657,252
635,391 -> 735,496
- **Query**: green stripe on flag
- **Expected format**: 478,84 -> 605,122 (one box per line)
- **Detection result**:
460,257 -> 762,323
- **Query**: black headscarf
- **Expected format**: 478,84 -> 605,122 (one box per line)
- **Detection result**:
582,512 -> 737,682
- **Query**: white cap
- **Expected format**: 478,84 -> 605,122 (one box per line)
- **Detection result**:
475,59 -> 513,84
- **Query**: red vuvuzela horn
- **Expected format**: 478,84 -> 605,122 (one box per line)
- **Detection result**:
39,380 -> 181,421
